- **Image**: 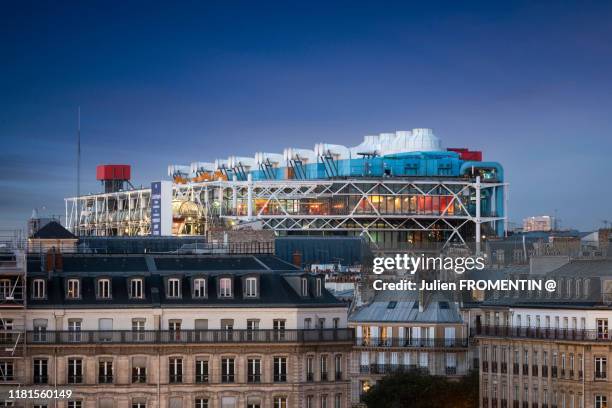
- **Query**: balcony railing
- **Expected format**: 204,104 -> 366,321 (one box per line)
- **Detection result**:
473,326 -> 612,342
355,337 -> 468,348
26,328 -> 353,345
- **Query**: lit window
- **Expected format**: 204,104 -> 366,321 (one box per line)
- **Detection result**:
66,279 -> 80,299
219,278 -> 232,298
245,277 -> 257,297
273,397 -> 287,408
97,278 -> 111,299
32,279 -> 46,299
167,278 -> 181,298
130,278 -> 144,299
193,278 -> 206,298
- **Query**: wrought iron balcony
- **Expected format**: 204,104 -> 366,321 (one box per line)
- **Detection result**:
26,328 -> 353,345
355,337 -> 468,348
472,325 -> 612,342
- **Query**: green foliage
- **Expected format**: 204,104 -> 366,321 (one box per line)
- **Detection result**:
362,369 -> 479,408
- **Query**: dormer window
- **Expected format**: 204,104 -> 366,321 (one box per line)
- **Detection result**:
130,278 -> 144,299
66,279 -> 80,299
97,278 -> 111,299
193,278 -> 207,298
244,277 -> 257,298
167,278 -> 181,298
219,278 -> 232,298
32,279 -> 46,299
301,278 -> 308,296
315,278 -> 322,297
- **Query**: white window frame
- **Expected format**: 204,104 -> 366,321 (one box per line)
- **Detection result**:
167,278 -> 181,298
193,278 -> 206,298
245,277 -> 257,297
130,278 -> 144,299
66,279 -> 80,299
32,279 -> 46,299
219,278 -> 232,298
97,278 -> 111,299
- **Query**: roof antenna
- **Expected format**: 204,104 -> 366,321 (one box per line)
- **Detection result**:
76,106 -> 81,236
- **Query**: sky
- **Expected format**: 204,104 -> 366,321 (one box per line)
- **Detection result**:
1,0 -> 611,232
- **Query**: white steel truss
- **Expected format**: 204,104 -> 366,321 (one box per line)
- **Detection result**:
65,177 -> 507,247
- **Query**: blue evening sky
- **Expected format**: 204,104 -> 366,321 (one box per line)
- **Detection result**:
1,1 -> 611,231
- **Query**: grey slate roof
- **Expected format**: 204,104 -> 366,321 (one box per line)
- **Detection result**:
349,290 -> 462,323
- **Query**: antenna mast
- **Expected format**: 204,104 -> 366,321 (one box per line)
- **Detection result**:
76,106 -> 81,236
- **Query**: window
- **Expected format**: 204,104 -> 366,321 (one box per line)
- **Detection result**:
333,318 -> 340,329
595,357 -> 607,379
33,359 -> 48,384
32,279 -> 46,299
320,395 -> 328,408
167,278 -> 181,298
306,396 -> 314,408
97,278 -> 111,299
68,402 -> 82,408
334,394 -> 341,408
132,399 -> 146,408
245,277 -> 257,297
301,277 -> 308,296
0,360 -> 14,381
219,278 -> 232,297
68,319 -> 82,342
335,354 -> 342,380
248,358 -> 261,383
221,358 -> 235,383
132,319 -> 145,341
304,318 -> 312,329
195,359 -> 209,383
273,397 -> 287,408
132,356 -> 147,383
169,357 -> 182,383
320,355 -> 328,381
33,319 -> 48,342
66,279 -> 80,299
595,395 -> 607,408
130,278 -> 144,299
67,358 -> 83,383
274,357 -> 287,382
316,278 -> 322,296
306,356 -> 314,381
246,397 -> 261,408
193,278 -> 206,298
195,399 -> 209,408
98,359 -> 113,383
273,319 -> 286,340
169,320 -> 182,341
98,318 -> 113,341
597,319 -> 609,339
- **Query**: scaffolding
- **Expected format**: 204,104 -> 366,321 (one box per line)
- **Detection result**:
0,230 -> 26,393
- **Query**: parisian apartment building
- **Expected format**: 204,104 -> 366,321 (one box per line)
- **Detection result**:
472,258 -> 612,408
0,249 -> 353,408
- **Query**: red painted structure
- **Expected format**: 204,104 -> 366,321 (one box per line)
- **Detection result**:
96,165 -> 131,181
447,148 -> 482,162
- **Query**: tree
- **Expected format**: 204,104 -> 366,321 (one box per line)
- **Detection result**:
362,369 -> 479,408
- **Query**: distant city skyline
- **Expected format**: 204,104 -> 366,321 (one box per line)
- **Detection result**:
2,1 -> 611,232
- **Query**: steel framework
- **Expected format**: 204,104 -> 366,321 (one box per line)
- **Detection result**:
65,177 -> 507,249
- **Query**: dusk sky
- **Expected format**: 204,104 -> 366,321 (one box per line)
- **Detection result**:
1,1 -> 611,232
